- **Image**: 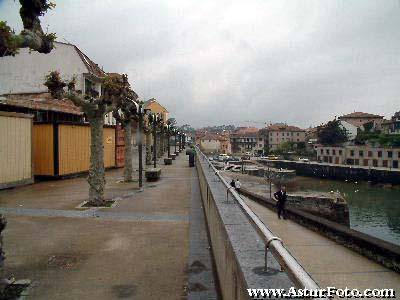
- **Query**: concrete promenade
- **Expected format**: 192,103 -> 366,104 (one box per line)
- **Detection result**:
0,153 -> 218,299
242,196 -> 400,295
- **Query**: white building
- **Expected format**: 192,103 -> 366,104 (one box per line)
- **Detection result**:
315,144 -> 400,168
339,120 -> 358,140
0,42 -> 116,125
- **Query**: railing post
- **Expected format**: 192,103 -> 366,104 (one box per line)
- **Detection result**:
226,186 -> 235,203
265,237 -> 282,271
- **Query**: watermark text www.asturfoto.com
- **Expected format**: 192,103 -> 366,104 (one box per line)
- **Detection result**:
247,287 -> 396,299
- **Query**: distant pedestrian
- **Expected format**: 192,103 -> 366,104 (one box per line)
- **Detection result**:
235,179 -> 241,192
230,179 -> 235,188
274,186 -> 287,219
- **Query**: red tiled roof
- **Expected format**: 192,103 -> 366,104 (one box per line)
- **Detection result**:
339,112 -> 383,119
266,124 -> 304,132
199,133 -> 229,141
0,93 -> 83,115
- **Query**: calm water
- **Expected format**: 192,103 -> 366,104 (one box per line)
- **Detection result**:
292,176 -> 400,246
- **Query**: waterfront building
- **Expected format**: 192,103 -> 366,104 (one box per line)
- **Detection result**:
230,127 -> 260,154
198,133 -> 231,154
266,123 -> 306,151
315,144 -> 400,168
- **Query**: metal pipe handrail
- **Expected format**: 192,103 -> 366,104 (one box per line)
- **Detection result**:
196,147 -> 321,293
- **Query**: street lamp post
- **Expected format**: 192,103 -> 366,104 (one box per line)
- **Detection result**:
138,108 -> 143,188
166,124 -> 171,158
133,102 -> 150,189
174,129 -> 179,154
151,113 -> 159,168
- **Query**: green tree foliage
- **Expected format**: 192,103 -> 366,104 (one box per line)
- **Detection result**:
355,132 -> 400,147
178,124 -> 195,134
317,119 -> 348,145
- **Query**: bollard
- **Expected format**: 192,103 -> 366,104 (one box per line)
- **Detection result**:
213,170 -> 220,182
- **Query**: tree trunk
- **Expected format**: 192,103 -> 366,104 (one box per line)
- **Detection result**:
157,134 -> 162,158
145,132 -> 152,165
123,119 -> 133,182
88,115 -> 106,206
138,114 -> 143,188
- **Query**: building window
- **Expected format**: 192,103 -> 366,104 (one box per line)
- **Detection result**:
339,150 -> 343,155
378,151 -> 382,158
388,151 -> 393,158
359,150 -> 363,157
355,159 -> 359,165
333,149 -> 336,155
373,159 -> 378,167
320,149 -> 323,154
326,149 -> 330,155
393,161 -> 399,168
383,160 -> 388,167
350,150 -> 355,157
297,133 -> 300,136
368,151 -> 372,157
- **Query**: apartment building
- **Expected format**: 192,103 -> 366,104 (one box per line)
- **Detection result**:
266,123 -> 306,151
315,145 -> 400,168
198,133 -> 231,154
382,111 -> 400,135
230,127 -> 260,154
339,112 -> 384,130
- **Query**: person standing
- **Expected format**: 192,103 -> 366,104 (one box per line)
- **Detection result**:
230,179 -> 236,188
274,186 -> 287,219
235,179 -> 241,192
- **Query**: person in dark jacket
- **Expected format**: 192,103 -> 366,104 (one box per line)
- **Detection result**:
274,186 -> 287,219
230,179 -> 235,188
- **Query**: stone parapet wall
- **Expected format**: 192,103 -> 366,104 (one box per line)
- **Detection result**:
286,193 -> 349,226
196,154 -> 293,299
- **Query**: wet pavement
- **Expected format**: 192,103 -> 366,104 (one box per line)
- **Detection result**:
0,152 -> 217,299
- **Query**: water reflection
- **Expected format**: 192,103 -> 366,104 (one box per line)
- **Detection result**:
293,177 -> 400,245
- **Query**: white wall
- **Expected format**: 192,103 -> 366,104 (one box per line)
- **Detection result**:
0,43 -> 87,95
200,139 -> 221,152
339,120 -> 358,140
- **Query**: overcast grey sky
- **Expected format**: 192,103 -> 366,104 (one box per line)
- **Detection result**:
1,0 -> 399,128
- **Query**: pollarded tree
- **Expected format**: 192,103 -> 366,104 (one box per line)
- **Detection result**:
112,76 -> 139,182
0,0 -> 56,57
45,71 -> 127,206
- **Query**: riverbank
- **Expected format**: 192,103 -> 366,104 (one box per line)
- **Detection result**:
258,159 -> 400,185
223,168 -> 400,246
221,171 -> 349,225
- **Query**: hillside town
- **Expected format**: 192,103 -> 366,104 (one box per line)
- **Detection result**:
196,111 -> 400,169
